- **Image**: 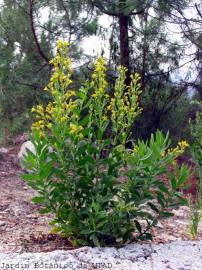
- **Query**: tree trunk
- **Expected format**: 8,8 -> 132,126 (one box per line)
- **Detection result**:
118,0 -> 131,85
141,12 -> 148,89
198,49 -> 202,101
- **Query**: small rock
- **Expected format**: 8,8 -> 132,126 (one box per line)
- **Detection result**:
17,141 -> 36,166
156,221 -> 164,229
17,141 -> 53,170
0,147 -> 9,160
0,148 -> 8,154
27,214 -> 38,220
0,221 -> 6,227
172,206 -> 190,217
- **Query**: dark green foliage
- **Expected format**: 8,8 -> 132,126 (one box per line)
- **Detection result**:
188,102 -> 202,239
22,128 -> 189,247
0,0 -> 98,141
190,103 -> 202,174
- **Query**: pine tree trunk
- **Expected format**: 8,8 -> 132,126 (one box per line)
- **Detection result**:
118,1 -> 131,85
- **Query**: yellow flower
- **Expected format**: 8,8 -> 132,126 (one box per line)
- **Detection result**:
133,145 -> 139,153
91,56 -> 108,99
166,140 -> 189,159
69,123 -> 83,135
178,140 -> 189,149
65,90 -> 76,99
56,39 -> 69,50
31,40 -> 82,137
46,123 -> 52,129
161,150 -> 166,158
102,115 -> 108,122
32,120 -> 45,131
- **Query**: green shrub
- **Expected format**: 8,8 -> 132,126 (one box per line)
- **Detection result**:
22,40 -> 190,247
189,102 -> 202,239
190,102 -> 202,180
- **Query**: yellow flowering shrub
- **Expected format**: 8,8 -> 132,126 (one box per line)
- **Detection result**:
22,40 -> 190,247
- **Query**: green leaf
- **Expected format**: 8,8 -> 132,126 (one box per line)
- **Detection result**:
79,114 -> 90,126
175,194 -> 188,205
32,196 -> 45,203
161,211 -> 174,218
139,233 -> 153,241
158,183 -> 170,194
152,219 -> 158,226
21,173 -> 40,182
157,192 -> 165,207
147,202 -> 159,213
139,150 -> 152,161
170,176 -> 177,190
39,207 -> 51,214
177,165 -> 189,187
134,220 -> 142,233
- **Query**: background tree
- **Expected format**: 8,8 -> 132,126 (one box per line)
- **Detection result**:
0,0 -> 199,143
172,1 -> 202,101
88,0 -> 191,139
0,0 -> 97,141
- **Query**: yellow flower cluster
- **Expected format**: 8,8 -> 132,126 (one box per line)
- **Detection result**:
65,90 -> 76,99
56,39 -> 69,51
31,105 -> 47,132
31,40 -> 83,139
89,56 -> 109,134
31,105 -> 44,116
133,145 -> 139,153
45,102 -> 54,116
49,40 -> 70,68
91,56 -> 108,98
173,140 -> 189,156
32,120 -> 45,130
31,105 -> 50,132
108,67 -> 142,143
161,150 -> 166,158
69,123 -> 84,138
47,40 -> 73,96
162,140 -> 189,158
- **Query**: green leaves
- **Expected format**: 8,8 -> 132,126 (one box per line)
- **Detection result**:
125,130 -> 190,239
160,212 -> 174,218
168,163 -> 190,190
32,196 -> 46,203
22,124 -> 191,247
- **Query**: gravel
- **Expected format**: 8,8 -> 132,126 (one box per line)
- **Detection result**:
0,241 -> 201,270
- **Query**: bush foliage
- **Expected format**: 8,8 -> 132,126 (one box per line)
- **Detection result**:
22,40 -> 190,247
190,102 -> 202,180
188,102 -> 202,239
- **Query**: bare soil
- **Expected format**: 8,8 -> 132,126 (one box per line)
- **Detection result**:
0,145 -> 201,253
0,147 -> 73,253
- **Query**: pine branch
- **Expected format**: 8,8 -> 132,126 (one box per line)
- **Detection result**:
29,0 -> 50,64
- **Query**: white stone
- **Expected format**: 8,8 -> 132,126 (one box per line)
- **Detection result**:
0,147 -> 8,154
17,141 -> 53,170
156,221 -> 164,229
0,241 -> 201,270
17,141 -> 36,169
0,147 -> 9,160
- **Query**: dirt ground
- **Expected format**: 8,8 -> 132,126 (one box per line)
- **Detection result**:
0,147 -> 73,253
0,145 -> 201,253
